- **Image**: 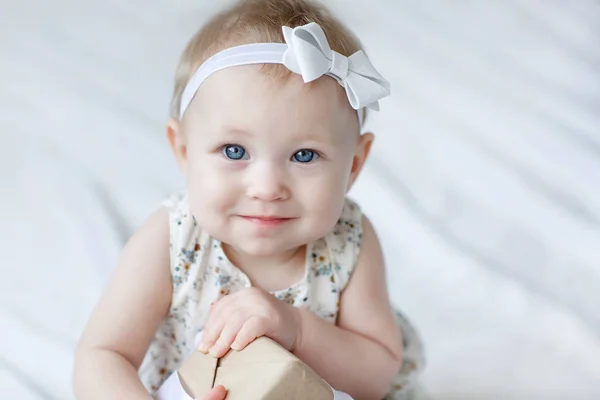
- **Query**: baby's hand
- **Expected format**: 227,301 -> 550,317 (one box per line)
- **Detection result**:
197,385 -> 228,400
198,287 -> 302,358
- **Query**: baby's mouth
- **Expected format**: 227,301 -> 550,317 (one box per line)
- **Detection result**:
239,215 -> 294,227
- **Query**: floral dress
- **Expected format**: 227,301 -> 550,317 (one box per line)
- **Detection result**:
138,191 -> 426,399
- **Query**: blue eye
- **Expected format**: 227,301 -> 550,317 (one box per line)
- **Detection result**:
292,149 -> 318,163
223,144 -> 247,160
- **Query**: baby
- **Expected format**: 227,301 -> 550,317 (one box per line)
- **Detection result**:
73,0 -> 424,399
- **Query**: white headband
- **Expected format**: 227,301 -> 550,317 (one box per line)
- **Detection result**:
179,22 -> 391,125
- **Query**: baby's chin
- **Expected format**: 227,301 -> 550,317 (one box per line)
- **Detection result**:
226,221 -> 337,257
225,236 -> 307,258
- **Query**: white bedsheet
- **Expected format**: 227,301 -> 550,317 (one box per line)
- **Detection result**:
1,1 -> 599,399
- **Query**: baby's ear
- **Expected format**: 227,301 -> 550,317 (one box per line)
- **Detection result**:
166,118 -> 188,175
347,132 -> 374,191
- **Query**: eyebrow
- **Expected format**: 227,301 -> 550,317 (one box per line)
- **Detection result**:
221,126 -> 254,137
294,128 -> 341,146
221,125 -> 341,146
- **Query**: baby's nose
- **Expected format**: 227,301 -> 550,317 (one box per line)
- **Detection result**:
245,165 -> 290,201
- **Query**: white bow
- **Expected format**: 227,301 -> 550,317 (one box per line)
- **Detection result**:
282,22 -> 390,111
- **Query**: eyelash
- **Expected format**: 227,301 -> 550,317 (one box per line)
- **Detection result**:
292,149 -> 320,163
220,143 -> 248,161
216,143 -> 322,163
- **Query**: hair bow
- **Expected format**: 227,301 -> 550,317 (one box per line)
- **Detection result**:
282,22 -> 390,111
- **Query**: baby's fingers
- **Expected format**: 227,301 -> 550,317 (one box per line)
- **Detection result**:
231,316 -> 266,351
199,297 -> 239,352
199,289 -> 258,353
196,385 -> 228,400
208,310 -> 247,358
199,310 -> 228,353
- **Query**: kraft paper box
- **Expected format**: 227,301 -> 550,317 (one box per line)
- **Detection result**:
155,336 -> 353,400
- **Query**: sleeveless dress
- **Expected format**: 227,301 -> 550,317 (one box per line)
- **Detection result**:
139,191 -> 426,399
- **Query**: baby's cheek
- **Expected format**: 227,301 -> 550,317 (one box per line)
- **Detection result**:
300,178 -> 346,230
190,179 -> 230,213
186,167 -> 230,220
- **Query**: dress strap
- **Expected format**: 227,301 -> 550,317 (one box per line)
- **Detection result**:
325,198 -> 363,294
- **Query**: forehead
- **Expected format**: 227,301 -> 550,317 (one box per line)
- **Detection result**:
183,65 -> 358,138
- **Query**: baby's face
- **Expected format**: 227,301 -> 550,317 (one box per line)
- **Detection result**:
171,65 -> 369,256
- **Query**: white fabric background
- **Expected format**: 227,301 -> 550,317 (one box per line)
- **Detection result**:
1,1 -> 599,399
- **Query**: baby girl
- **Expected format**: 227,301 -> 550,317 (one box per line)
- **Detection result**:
73,0 -> 425,399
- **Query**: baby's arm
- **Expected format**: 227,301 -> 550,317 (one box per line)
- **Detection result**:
73,208 -> 172,400
293,215 -> 403,400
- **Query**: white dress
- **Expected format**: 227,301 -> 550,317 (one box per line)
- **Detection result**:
139,191 -> 426,399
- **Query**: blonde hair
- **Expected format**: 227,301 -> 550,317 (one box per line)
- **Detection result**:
169,0 -> 367,123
